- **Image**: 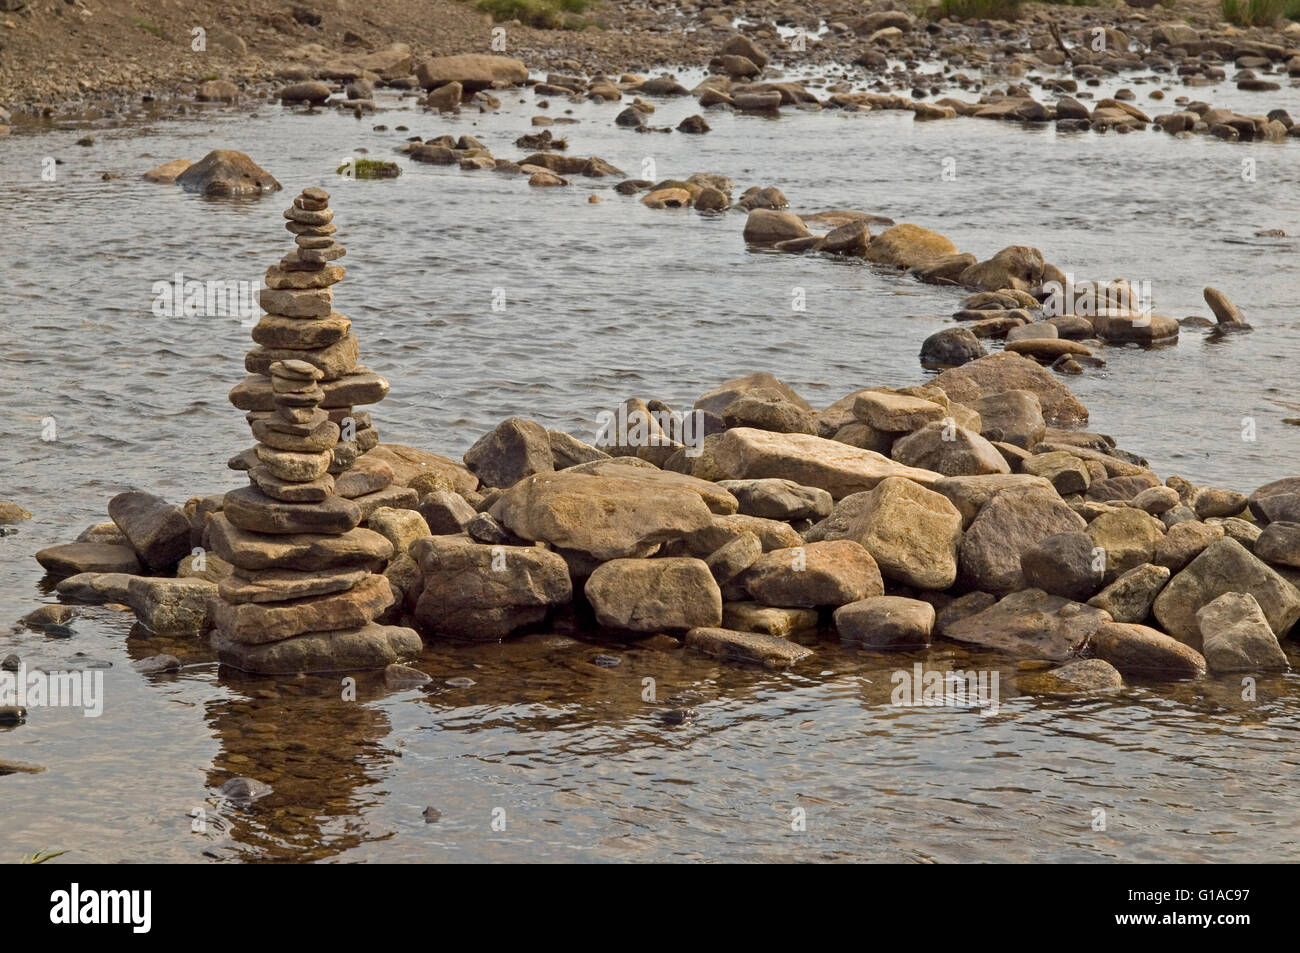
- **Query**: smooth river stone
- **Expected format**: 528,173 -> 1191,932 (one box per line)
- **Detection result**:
223,485 -> 361,535
255,444 -> 332,481
245,333 -> 359,381
264,263 -> 343,289
252,312 -> 352,350
35,542 -> 143,577
212,622 -> 423,675
336,457 -> 395,498
207,513 -> 393,572
229,370 -> 389,412
219,566 -> 370,604
258,287 -> 333,318
249,465 -> 335,502
251,416 -> 340,452
212,573 -> 395,644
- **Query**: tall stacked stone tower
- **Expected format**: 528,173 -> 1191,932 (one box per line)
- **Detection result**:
210,187 -> 422,674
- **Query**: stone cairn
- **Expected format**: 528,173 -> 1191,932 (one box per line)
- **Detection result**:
210,186 -> 422,674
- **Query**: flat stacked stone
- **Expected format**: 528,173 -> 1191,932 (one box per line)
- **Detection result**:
212,188 -> 421,674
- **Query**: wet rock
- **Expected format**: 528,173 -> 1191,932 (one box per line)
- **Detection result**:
142,159 -> 194,183
1088,622 -> 1205,679
742,208 -> 810,244
945,588 -> 1112,660
835,596 -> 934,649
20,604 -> 75,629
175,149 -> 281,197
1020,658 -> 1123,695
1020,531 -> 1105,601
127,577 -> 216,634
934,591 -> 997,637
1153,538 -> 1300,646
585,557 -> 722,633
280,81 -> 330,105
131,654 -> 182,674
35,543 -> 142,578
412,536 -> 571,640
219,777 -> 273,804
1196,592 -> 1289,673
384,663 -> 432,688
843,477 -> 961,590
742,540 -> 883,608
1203,286 -> 1247,326
920,327 -> 985,368
426,81 -> 462,111
684,627 -> 812,668
1,655 -> 18,672
891,421 -> 1010,477
864,223 -> 958,268
959,484 -> 1088,594
722,602 -> 817,637
108,490 -> 194,569
220,621 -> 421,673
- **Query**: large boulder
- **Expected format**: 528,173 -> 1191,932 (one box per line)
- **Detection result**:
585,557 -> 722,632
126,577 -> 217,634
366,444 -> 478,495
834,596 -> 934,649
864,224 -> 958,268
108,490 -> 192,570
890,422 -> 1010,476
491,470 -> 717,560
842,477 -> 961,589
1088,622 -> 1206,679
415,54 -> 529,91
175,149 -> 281,197
958,485 -> 1087,593
1087,508 -> 1166,578
742,540 -> 883,607
699,428 -> 941,499
931,352 -> 1089,427
932,473 -> 1054,528
1020,531 -> 1105,600
1152,538 -> 1300,647
412,536 -> 571,641
969,390 -> 1045,449
742,208 -> 811,244
35,542 -> 142,578
213,623 -> 422,675
463,417 -> 554,488
1086,563 -> 1170,623
1195,592 -> 1289,672
943,588 -> 1112,660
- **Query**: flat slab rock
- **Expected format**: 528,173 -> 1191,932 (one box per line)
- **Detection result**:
35,542 -> 142,578
207,513 -> 393,572
212,573 -> 395,645
684,626 -> 813,669
701,427 -> 942,499
212,622 -> 423,675
943,588 -> 1113,661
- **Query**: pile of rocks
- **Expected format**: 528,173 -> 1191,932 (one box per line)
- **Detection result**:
208,187 -> 422,673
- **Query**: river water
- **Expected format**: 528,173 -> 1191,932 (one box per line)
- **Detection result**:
1,63 -> 1298,862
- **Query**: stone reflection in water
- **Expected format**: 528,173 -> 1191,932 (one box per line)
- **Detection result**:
203,670 -> 397,862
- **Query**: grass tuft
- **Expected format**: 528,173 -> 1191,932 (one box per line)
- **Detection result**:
1220,0 -> 1290,25
476,0 -> 589,30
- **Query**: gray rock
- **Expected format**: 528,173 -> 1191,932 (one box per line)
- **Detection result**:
463,417 -> 554,488
958,484 -> 1087,593
1020,531 -> 1105,600
1087,563 -> 1170,623
1196,592 -> 1289,672
108,490 -> 192,569
944,588 -> 1112,660
684,627 -> 812,668
1088,622 -> 1205,679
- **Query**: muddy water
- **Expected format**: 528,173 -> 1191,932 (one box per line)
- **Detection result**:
1,64 -> 1299,862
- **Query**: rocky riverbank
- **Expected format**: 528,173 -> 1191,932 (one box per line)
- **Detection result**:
2,0 -> 1298,131
15,309 -> 1300,686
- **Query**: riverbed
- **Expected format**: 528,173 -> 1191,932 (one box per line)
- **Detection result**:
1,64 -> 1298,862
